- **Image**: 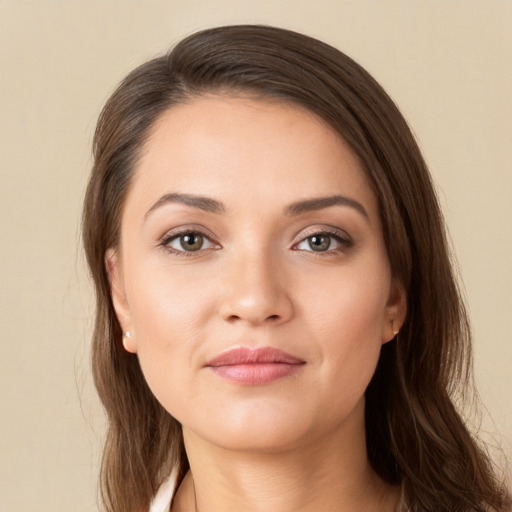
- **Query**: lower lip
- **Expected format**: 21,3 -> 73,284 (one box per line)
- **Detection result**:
209,363 -> 304,385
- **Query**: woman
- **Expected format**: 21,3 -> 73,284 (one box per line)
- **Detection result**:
82,25 -> 511,512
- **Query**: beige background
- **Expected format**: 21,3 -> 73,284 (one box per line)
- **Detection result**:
0,1 -> 510,510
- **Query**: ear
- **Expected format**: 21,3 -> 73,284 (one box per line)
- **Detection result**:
382,278 -> 407,345
105,248 -> 137,354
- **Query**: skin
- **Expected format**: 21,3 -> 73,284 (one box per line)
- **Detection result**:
108,96 -> 406,512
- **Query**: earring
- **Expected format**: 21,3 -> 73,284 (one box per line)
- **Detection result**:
390,320 -> 399,337
124,331 -> 132,339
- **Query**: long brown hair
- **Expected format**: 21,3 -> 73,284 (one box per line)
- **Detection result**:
82,25 -> 511,512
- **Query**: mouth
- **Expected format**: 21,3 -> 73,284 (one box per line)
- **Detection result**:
205,346 -> 306,385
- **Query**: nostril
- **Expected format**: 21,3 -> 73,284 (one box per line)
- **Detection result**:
225,313 -> 281,324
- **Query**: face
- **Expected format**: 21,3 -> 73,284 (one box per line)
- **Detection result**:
109,96 -> 405,453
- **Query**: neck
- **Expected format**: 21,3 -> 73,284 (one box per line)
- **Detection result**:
172,401 -> 400,512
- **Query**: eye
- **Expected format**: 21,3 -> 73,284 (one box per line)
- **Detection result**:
162,230 -> 219,254
295,231 -> 351,253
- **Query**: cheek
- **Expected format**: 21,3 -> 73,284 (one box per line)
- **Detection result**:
128,258 -> 215,338
124,261 -> 217,398
299,258 -> 391,394
301,257 -> 391,342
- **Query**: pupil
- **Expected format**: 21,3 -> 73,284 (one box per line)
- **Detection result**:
309,235 -> 329,251
182,233 -> 203,251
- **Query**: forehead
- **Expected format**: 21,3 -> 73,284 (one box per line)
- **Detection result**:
126,95 -> 378,220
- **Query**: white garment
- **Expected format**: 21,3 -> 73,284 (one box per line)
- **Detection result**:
149,471 -> 177,512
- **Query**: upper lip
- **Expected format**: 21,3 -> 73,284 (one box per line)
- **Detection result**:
205,346 -> 305,367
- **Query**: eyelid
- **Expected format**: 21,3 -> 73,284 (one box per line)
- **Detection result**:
294,225 -> 352,244
159,224 -> 218,242
292,225 -> 354,253
158,225 -> 221,254
157,224 -> 352,256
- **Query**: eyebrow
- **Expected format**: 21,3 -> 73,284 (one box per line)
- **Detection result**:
284,195 -> 369,219
145,193 -> 225,218
144,192 -> 368,220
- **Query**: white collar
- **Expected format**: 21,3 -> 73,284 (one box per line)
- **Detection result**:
149,470 -> 177,512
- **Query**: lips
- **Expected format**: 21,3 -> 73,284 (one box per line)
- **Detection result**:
205,347 -> 305,385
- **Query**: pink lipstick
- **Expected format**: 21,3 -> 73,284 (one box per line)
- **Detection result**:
205,347 -> 305,385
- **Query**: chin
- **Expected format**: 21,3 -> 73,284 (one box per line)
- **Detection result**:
201,424 -> 309,454
182,399 -> 340,455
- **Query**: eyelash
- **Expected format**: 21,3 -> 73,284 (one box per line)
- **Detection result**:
159,227 -> 353,257
159,228 -> 220,257
295,228 -> 353,256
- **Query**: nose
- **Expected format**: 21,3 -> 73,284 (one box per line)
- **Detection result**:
218,250 -> 294,326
